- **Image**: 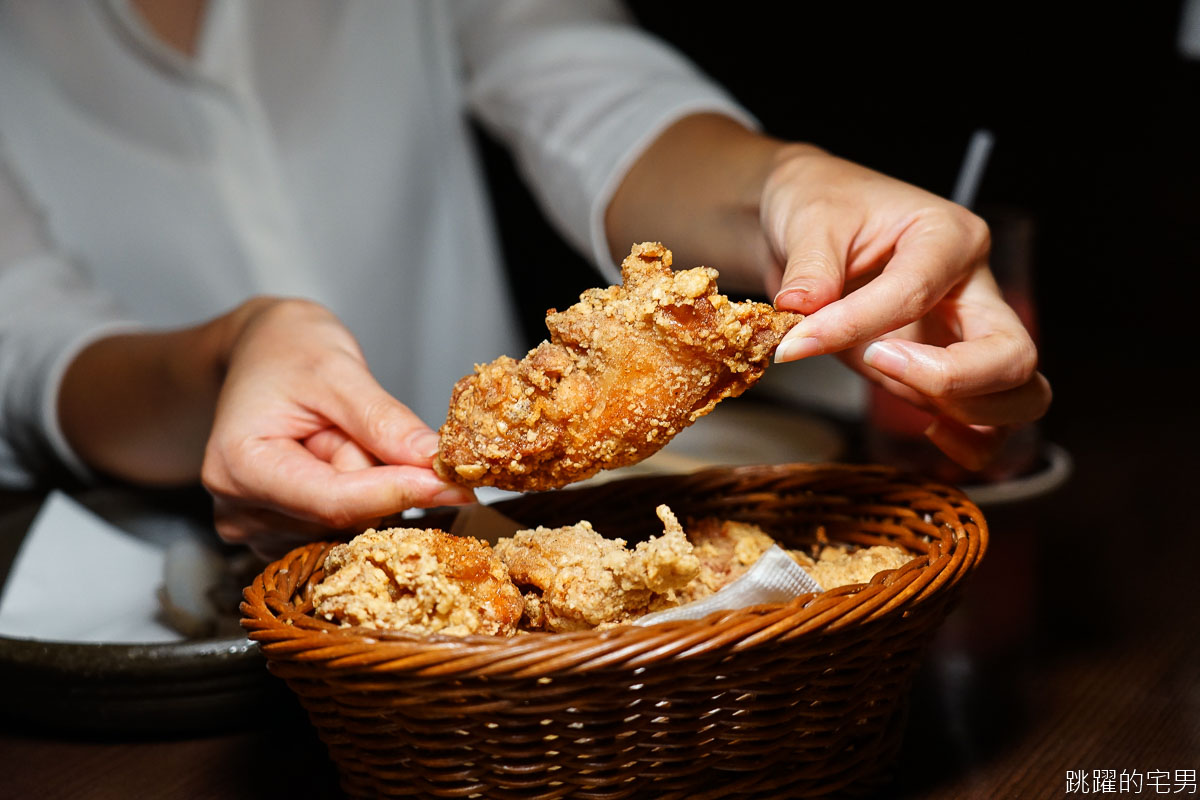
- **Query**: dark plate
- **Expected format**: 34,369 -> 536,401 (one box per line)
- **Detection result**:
0,489 -> 278,736
0,634 -> 277,736
960,442 -> 1073,507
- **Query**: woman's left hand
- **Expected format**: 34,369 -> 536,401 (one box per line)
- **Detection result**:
762,145 -> 1052,469
605,114 -> 1051,470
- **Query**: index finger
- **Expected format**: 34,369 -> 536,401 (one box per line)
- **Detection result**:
775,212 -> 987,361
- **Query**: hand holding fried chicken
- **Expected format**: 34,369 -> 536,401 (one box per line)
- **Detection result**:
434,243 -> 801,491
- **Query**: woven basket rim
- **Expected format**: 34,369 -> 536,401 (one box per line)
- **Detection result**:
240,462 -> 987,678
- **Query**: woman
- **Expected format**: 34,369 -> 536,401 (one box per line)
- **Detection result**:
0,0 -> 1049,554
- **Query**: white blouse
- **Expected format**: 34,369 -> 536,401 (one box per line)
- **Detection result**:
0,0 -> 752,486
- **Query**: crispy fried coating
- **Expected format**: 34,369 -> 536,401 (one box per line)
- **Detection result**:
679,518 -> 780,603
312,528 -> 523,636
493,505 -> 700,632
805,545 -> 914,590
681,518 -> 913,598
434,242 -> 802,490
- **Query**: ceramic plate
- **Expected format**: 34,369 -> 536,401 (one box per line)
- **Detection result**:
0,491 -> 277,735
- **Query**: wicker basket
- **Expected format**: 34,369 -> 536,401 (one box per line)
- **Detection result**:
241,463 -> 987,799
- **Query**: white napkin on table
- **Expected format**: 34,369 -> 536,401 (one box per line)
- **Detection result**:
0,491 -> 184,643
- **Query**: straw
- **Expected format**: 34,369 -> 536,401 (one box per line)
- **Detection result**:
951,128 -> 995,210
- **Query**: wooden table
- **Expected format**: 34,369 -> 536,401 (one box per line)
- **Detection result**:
2,380 -> 1196,799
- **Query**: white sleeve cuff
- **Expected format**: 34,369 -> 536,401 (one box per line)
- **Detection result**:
38,320 -> 147,483
0,250 -> 143,487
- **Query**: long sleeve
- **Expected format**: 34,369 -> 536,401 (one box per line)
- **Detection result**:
455,0 -> 757,281
0,145 -> 140,487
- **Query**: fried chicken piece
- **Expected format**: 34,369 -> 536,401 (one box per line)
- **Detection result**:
312,528 -> 523,637
434,242 -> 802,491
680,519 -> 913,598
679,518 -> 780,603
805,545 -> 913,590
493,505 -> 700,632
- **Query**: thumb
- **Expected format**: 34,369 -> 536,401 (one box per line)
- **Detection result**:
771,220 -> 846,315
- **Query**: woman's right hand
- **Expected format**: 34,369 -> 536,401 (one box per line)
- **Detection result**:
200,298 -> 472,558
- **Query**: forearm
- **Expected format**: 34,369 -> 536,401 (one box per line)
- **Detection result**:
58,298 -> 271,486
604,113 -> 812,293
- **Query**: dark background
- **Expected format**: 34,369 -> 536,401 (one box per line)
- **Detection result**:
477,1 -> 1200,458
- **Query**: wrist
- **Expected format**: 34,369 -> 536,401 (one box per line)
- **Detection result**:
767,142 -> 829,171
208,296 -> 283,376
57,298 -> 286,485
759,143 -> 831,217
607,113 -> 802,293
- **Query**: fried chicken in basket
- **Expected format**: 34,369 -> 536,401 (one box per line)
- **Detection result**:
433,242 -> 802,491
678,517 -> 779,603
309,516 -> 915,638
313,528 -> 524,637
493,505 -> 700,632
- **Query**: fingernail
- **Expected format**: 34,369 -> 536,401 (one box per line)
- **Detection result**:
774,335 -> 821,363
432,487 -> 475,506
409,430 -> 441,460
774,284 -> 813,311
863,342 -> 909,378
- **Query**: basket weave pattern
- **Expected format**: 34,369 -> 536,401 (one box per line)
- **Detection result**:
242,464 -> 987,799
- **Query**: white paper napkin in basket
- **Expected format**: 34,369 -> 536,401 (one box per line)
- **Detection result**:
634,545 -> 823,626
